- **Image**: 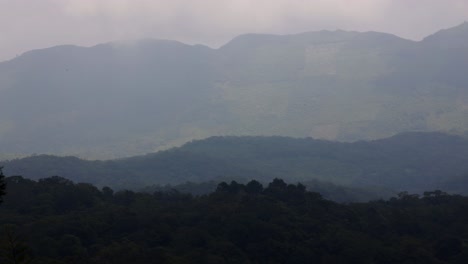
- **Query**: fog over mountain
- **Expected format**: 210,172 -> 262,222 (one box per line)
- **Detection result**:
3,2 -> 468,263
2,0 -> 468,62
1,23 -> 468,159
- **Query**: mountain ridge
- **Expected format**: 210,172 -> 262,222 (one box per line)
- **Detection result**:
1,26 -> 425,64
1,23 -> 467,158
2,132 -> 468,194
4,22 -> 466,64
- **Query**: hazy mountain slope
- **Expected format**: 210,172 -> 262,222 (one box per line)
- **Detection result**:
1,24 -> 468,158
0,40 -> 224,158
2,132 -> 468,193
215,30 -> 416,139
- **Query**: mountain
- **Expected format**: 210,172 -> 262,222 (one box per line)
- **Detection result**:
2,132 -> 468,194
0,40 -> 222,158
1,24 -> 468,158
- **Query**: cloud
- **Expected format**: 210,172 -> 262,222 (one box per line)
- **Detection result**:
55,0 -> 390,37
0,0 -> 467,61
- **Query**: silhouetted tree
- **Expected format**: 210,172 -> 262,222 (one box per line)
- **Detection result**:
0,167 -> 6,204
245,180 -> 263,194
0,225 -> 33,264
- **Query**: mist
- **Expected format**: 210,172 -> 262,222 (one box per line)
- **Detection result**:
1,0 -> 467,61
2,1 -> 468,263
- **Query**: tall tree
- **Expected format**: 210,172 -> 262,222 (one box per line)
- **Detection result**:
0,226 -> 33,264
0,166 -> 5,204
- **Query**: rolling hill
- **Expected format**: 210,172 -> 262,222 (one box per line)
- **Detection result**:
1,23 -> 468,158
2,132 -> 468,195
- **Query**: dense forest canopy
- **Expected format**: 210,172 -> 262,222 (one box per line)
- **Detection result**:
0,167 -> 5,204
2,4 -> 468,263
1,176 -> 468,263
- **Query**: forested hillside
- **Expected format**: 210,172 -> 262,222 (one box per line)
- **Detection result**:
1,176 -> 468,263
1,23 -> 468,158
2,132 -> 468,194
3,3 -> 468,264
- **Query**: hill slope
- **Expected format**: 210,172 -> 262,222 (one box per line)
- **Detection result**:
2,132 -> 468,194
1,24 -> 468,158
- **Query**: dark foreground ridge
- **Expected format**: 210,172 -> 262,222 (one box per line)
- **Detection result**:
1,176 -> 468,263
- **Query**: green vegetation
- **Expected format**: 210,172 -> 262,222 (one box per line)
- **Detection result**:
0,167 -> 5,204
141,179 -> 393,203
2,132 -> 468,195
2,176 -> 468,263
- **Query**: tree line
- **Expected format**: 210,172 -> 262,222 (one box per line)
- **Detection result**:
1,174 -> 468,263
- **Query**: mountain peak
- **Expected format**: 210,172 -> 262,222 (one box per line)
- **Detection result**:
422,22 -> 468,47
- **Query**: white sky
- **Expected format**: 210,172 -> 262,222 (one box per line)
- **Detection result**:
0,0 -> 467,62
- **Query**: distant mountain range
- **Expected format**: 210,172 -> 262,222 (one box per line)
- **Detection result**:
2,132 -> 468,196
1,23 -> 468,158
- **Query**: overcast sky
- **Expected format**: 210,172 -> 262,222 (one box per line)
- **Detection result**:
1,0 -> 467,62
